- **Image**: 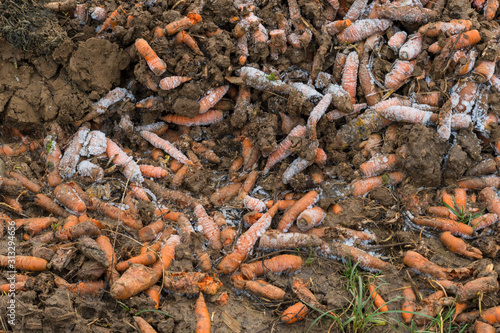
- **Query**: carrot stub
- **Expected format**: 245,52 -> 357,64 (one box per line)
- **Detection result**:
368,284 -> 389,312
195,293 -> 211,333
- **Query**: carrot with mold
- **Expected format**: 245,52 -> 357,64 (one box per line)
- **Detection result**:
161,110 -> 224,127
194,204 -> 223,250
140,130 -> 194,166
418,19 -> 472,36
388,31 -> 407,51
97,6 -> 126,33
377,5 -> 438,23
336,19 -> 392,43
198,86 -> 229,114
296,207 -> 325,231
360,154 -> 399,177
385,60 -> 416,90
159,76 -> 191,90
263,125 -> 306,174
341,51 -> 359,104
277,191 -> 318,232
319,241 -> 392,271
18,217 -> 58,236
484,0 -> 499,20
428,30 -> 481,53
165,12 -> 202,35
90,197 -> 142,229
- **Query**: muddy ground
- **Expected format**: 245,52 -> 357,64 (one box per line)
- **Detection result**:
1,0 -> 500,332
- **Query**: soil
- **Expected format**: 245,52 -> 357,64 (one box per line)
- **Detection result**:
1,0 -> 500,332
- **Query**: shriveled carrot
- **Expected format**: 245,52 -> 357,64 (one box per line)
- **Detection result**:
418,19 -> 472,37
198,86 -> 229,114
35,193 -> 69,217
245,280 -> 286,300
90,198 -> 142,229
401,287 -> 416,323
320,241 -> 392,271
97,6 -> 125,33
162,272 -> 222,295
453,188 -> 467,212
17,217 -> 58,236
219,204 -> 279,274
55,221 -> 100,241
413,216 -> 473,237
144,179 -> 197,208
44,0 -> 76,12
336,19 -> 392,43
277,190 -> 318,232
478,187 -> 500,216
281,302 -> 308,324
326,19 -> 351,35
360,154 -> 399,177
141,130 -> 194,166
192,141 -> 220,164
174,31 -> 203,56
116,244 -> 159,272
54,183 -> 87,215
3,195 -> 22,213
385,60 -> 416,89
470,213 -> 498,230
96,235 -> 120,283
351,172 -> 405,197
403,251 -> 472,279
221,227 -> 237,248
133,316 -> 157,333
135,38 -> 166,76
238,170 -> 258,200
9,171 -> 41,194
144,285 -> 161,309
296,207 -> 325,231
152,235 -> 181,279
484,0 -> 499,20
194,292 -> 210,332
368,284 -> 389,312
341,51 -> 359,104
0,281 -> 26,293
195,250 -> 211,272
457,274 -> 499,303
241,254 -> 302,280
263,125 -> 306,174
210,183 -> 242,206
460,177 -> 500,190
440,232 -> 482,259
0,255 -> 47,271
139,220 -> 165,242
165,13 -> 201,35
111,264 -> 159,300
258,230 -> 323,249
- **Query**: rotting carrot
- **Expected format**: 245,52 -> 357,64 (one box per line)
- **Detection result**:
174,31 -> 203,56
90,198 -> 142,229
44,0 -> 76,12
360,154 -> 399,177
54,183 -> 87,215
144,285 -> 161,309
171,165 -> 188,190
194,204 -> 223,250
97,6 -> 126,33
139,220 -> 165,242
245,280 -> 286,300
54,277 -> 105,297
385,60 -> 416,90
135,38 -> 166,76
281,302 -> 308,324
342,51 -> 359,104
111,264 -> 159,300
470,213 -> 497,230
258,230 -> 323,249
55,220 -> 100,241
292,277 -> 327,311
9,171 -> 41,193
265,200 -> 296,210
440,232 -> 482,259
196,250 -> 211,272
484,0 -> 499,20
19,217 -> 58,236
161,110 -> 224,127
319,241 -> 392,271
0,255 -> 47,271
418,19 -> 472,37
221,227 -> 237,248
241,254 -> 302,280
116,244 -> 159,272
192,141 -> 220,164
237,170 -> 258,200
263,125 -> 306,175
388,31 -> 407,51
133,316 -> 157,333
459,177 -> 500,190
165,12 -> 201,35
144,179 -> 197,208
336,19 -> 392,43
377,5 -> 438,23
475,321 -> 495,333
428,30 -> 481,53
457,274 -> 499,303
43,136 -> 62,186
35,193 -> 69,218
210,183 -> 242,206
277,190 -> 318,232
403,251 -> 472,279
159,76 -> 191,90
351,172 -> 405,197
478,187 -> 500,216
3,195 -> 22,213
139,165 -> 168,178
162,272 -> 222,295
326,19 -> 351,35
95,235 -> 120,283
368,284 -> 389,312
152,234 -> 181,279
140,130 -> 194,166
198,86 -> 229,114
219,204 -> 279,274
296,207 -> 325,231
412,216 -> 473,237
428,206 -> 457,220
243,195 -> 266,212
243,211 -> 263,226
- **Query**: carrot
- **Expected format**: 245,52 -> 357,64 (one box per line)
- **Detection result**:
133,316 -> 157,333
399,33 -> 423,60
3,195 -> 22,213
17,217 -> 58,236
95,235 -> 120,283
268,29 -> 287,60
341,51 -> 359,104
35,193 -> 69,217
453,188 -> 467,212
9,171 -> 41,193
229,157 -> 243,180
135,38 -> 166,76
351,172 -> 405,197
170,165 -> 188,190
139,165 -> 168,179
360,154 -> 399,177
241,254 -> 302,280
385,60 -> 416,90
0,281 -> 26,293
195,250 -> 211,272
144,285 -> 161,309
457,275 -> 499,303
54,183 -> 87,215
336,19 -> 392,43
55,220 -> 100,241
368,284 -> 389,312
90,198 -> 142,229
54,277 -> 105,296
418,19 -> 472,37
428,206 -> 457,220
140,130 -> 194,166
388,31 -> 407,51
44,136 -> 62,185
377,5 -> 438,23
401,287 -> 416,323
412,216 -> 473,237
198,86 -> 229,114
194,204 -> 223,250
263,125 -> 306,175
265,200 -> 296,210
470,213 -> 498,230
236,35 -> 248,65
326,19 -> 351,35
332,52 -> 347,83
0,255 -> 47,271
242,195 -> 265,213
460,177 -> 500,190
97,6 -> 126,33
116,244 -> 159,272
403,251 -> 472,279
258,230 -> 323,249
296,207 -> 325,231
111,264 -> 159,300
320,241 -> 392,271
194,293 -> 210,333
218,204 -> 279,274
144,179 -> 197,208
237,170 -> 258,200
210,183 -> 242,206
277,190 -> 318,232
44,0 -> 76,12
191,142 -> 220,164
481,306 -> 500,324
221,227 -> 237,248
243,211 -> 263,226
281,302 -> 308,324
484,0 -> 499,20
139,220 -> 165,242
152,235 -> 181,279
440,232 -> 482,259
475,321 -> 495,333
245,280 -> 286,300
428,30 -> 481,53
165,13 -> 201,35
478,187 -> 500,216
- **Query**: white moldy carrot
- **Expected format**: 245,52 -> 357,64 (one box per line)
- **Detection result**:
59,124 -> 90,178
140,130 -> 194,166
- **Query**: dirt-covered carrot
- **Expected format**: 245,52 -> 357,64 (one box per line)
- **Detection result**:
470,213 -> 498,230
171,165 -> 188,190
418,19 -> 472,36
351,172 -> 405,197
258,230 -> 323,249
133,316 -> 157,333
481,306 -> 500,324
97,6 -> 126,33
54,183 -> 87,215
111,264 -> 159,300
7,173 -> 39,196
241,254 -> 302,280
194,292 -> 210,332
243,195 -> 266,212
191,141 -> 220,164
320,241 -> 392,271
281,302 -> 308,324
162,272 -> 222,295
143,285 -> 161,310
484,0 -> 499,20
152,235 -> 181,279
428,206 -> 457,220
428,30 -> 481,53
210,183 -> 241,206
245,280 -> 286,300
159,76 -> 191,90
399,33 -> 423,60
55,220 -> 100,241
360,154 -> 399,177
341,51 -> 359,104
35,193 -> 69,217
44,135 -> 63,187
139,220 -> 165,242
90,198 -> 142,229
144,179 -> 197,208
277,190 -> 318,232
135,38 -> 166,76
403,251 -> 472,279
459,177 -> 500,190
219,204 -> 279,274
198,86 -> 229,114
377,5 -> 438,23
296,207 -> 325,231
263,125 -> 306,174
475,321 -> 495,333
165,13 -> 201,35
116,244 -> 159,272
0,255 -> 47,271
457,274 -> 499,303
239,67 -> 295,96
388,31 -> 407,51
478,187 -> 500,217
440,232 -> 482,259
413,216 -> 473,237
54,277 -> 105,296
95,235 -> 120,283
174,31 -> 203,56
337,19 -> 392,43
368,284 -> 389,312
141,130 -> 194,166
17,217 -> 57,236
161,110 -> 224,127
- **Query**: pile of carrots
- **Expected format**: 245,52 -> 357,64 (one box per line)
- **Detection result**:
3,0 -> 500,331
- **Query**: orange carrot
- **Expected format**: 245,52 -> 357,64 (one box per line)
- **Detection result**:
412,216 -> 473,237
161,110 -> 224,127
54,220 -> 100,241
198,86 -> 229,114
368,284 -> 389,312
475,321 -> 495,333
478,187 -> 500,216
428,30 -> 481,53
0,255 -> 47,271
116,244 -> 159,272
191,142 -> 220,164
484,0 -> 499,20
281,302 -> 308,324
54,183 -> 87,215
453,188 -> 467,213
139,165 -> 168,178
97,6 -> 126,33
351,172 -> 405,196
385,60 -> 416,90
388,31 -> 407,51
158,76 -> 191,91
296,207 -> 325,231
152,235 -> 181,279
162,272 -> 222,295
144,179 -> 197,208
54,277 -> 105,296
482,306 -> 500,324
277,190 -> 318,232
195,250 -> 211,272
35,193 -> 69,217
194,204 -> 223,250
470,213 -> 498,231
165,13 -> 201,35
418,19 -> 472,37
403,251 -> 472,279
336,19 -> 392,43
140,130 -> 194,166
144,285 -> 161,309
320,241 -> 392,271
133,316 -> 157,333
440,232 -> 482,259
473,61 -> 496,83
111,264 -> 159,300
90,198 -> 142,229
244,279 -> 286,300
263,125 -> 306,174
139,220 -> 165,242
3,195 -> 22,213
17,217 -> 58,236
9,171 -> 41,193
241,254 -> 302,280
377,5 -> 437,23
427,206 -> 457,220
457,274 -> 499,303
135,38 -> 166,76
170,165 -> 188,190
360,154 -> 399,177
210,183 -> 242,206
342,51 -> 359,104
195,292 -> 210,332
0,281 -> 26,293
401,287 -> 416,323
95,235 -> 120,283
174,31 -> 203,56
459,177 -> 500,190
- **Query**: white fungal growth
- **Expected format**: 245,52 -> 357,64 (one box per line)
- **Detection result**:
59,124 -> 90,178
81,130 -> 107,157
77,160 -> 104,181
94,87 -> 132,114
